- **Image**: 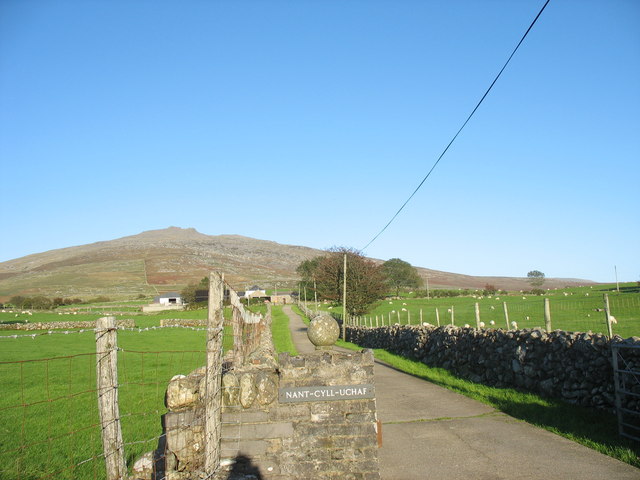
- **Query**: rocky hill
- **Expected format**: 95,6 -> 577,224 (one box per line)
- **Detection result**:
0,227 -> 593,300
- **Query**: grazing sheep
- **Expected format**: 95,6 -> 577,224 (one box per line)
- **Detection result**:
522,296 -> 526,300
479,321 -> 485,328
525,316 -> 530,321
490,306 -> 495,310
402,302 -> 407,306
401,308 -> 407,312
389,301 -> 393,305
490,320 -> 495,326
511,321 -> 518,329
464,324 -> 470,328
609,315 -> 618,324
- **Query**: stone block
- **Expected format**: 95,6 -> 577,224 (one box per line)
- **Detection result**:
244,422 -> 294,439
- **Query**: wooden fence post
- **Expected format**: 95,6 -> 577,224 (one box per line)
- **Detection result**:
544,298 -> 552,333
474,303 -> 480,329
420,309 -> 423,325
503,302 -> 510,329
604,294 -> 613,338
435,308 -> 440,327
205,272 -> 225,476
450,306 -> 455,326
95,316 -> 126,480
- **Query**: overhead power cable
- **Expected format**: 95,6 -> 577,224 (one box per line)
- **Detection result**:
362,0 -> 551,251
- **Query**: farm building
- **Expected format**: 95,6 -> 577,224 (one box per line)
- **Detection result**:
153,292 -> 184,306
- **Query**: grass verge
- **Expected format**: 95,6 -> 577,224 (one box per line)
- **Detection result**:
292,305 -> 640,467
271,305 -> 298,355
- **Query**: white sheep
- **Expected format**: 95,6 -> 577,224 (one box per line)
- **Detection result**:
402,302 -> 407,306
511,321 -> 518,329
522,296 -> 526,300
490,306 -> 495,310
464,324 -> 470,328
479,321 -> 485,328
609,315 -> 618,324
401,308 -> 407,312
490,320 -> 495,326
389,301 -> 393,305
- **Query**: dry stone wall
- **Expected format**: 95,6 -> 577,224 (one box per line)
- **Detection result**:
346,324 -> 640,410
0,319 -> 135,330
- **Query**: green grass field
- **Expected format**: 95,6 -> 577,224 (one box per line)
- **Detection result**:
314,283 -> 640,338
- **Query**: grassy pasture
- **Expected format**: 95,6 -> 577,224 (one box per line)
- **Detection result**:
0,301 -> 271,480
316,283 -> 640,338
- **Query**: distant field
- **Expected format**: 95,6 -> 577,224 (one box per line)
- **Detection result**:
316,283 -> 640,338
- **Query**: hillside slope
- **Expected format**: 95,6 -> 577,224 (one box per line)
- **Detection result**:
0,227 -> 593,300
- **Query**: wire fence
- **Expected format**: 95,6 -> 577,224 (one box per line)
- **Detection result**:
0,272 -> 274,480
331,293 -> 639,338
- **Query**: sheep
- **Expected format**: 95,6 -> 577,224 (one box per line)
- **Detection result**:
464,324 -> 470,328
489,320 -> 496,326
402,302 -> 407,306
522,296 -> 526,300
401,308 -> 407,312
490,306 -> 495,310
510,321 -> 518,329
389,301 -> 393,305
479,321 -> 485,328
609,315 -> 618,324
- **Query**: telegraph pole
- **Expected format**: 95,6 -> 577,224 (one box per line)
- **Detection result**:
342,253 -> 347,341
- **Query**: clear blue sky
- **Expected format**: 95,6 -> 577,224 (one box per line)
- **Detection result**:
1,0 -> 638,283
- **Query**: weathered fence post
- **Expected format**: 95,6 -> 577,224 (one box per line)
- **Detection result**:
604,294 -> 613,338
95,316 -> 126,480
503,302 -> 510,329
435,308 -> 440,327
544,297 -> 552,333
205,271 -> 225,476
474,303 -> 480,329
420,309 -> 423,325
450,306 -> 455,326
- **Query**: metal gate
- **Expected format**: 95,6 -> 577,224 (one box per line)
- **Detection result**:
611,343 -> 640,441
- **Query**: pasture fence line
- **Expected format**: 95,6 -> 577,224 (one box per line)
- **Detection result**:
339,293 -> 629,338
1,270 -> 279,480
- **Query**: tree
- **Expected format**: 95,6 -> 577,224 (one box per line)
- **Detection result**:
527,270 -> 546,287
296,257 -> 321,301
299,247 -> 385,315
381,258 -> 422,297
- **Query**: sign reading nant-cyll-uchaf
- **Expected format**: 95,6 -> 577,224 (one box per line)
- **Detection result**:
279,384 -> 375,403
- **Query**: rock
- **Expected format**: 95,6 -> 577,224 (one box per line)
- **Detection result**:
255,372 -> 278,406
307,314 -> 340,348
166,374 -> 202,411
131,451 -> 154,480
222,372 -> 240,406
239,373 -> 257,408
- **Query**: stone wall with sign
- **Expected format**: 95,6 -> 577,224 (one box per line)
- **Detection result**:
132,350 -> 380,480
219,350 -> 380,479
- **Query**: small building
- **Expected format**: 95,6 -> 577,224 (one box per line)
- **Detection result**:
154,292 -> 184,306
245,286 -> 267,299
142,292 -> 185,313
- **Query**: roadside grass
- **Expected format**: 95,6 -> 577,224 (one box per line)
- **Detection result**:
270,305 -> 298,355
291,305 -> 640,468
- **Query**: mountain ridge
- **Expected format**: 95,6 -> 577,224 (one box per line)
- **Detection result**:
0,227 -> 595,300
